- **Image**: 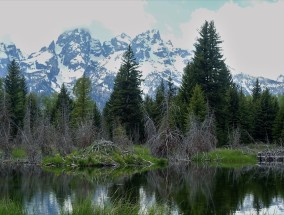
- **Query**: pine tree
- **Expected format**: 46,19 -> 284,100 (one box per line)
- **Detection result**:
252,78 -> 261,101
92,102 -> 101,129
238,89 -> 254,143
254,89 -> 278,142
25,93 -> 40,132
72,75 -> 93,124
225,85 -> 240,129
4,60 -> 27,135
167,75 -> 176,102
187,84 -> 207,122
106,46 -> 143,141
152,80 -> 166,126
273,96 -> 284,142
179,21 -> 232,144
51,84 -> 73,131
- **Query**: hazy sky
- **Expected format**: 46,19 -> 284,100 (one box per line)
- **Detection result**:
0,0 -> 283,79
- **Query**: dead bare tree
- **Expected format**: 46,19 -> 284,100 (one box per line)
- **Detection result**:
181,114 -> 217,160
228,127 -> 241,148
74,120 -> 97,148
146,97 -> 183,160
0,89 -> 12,158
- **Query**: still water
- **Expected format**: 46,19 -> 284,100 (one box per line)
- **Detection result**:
0,164 -> 284,215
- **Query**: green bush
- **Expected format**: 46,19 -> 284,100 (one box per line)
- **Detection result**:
42,154 -> 64,166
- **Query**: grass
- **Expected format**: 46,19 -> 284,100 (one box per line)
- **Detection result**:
192,148 -> 257,168
0,199 -> 26,215
42,142 -> 167,169
61,197 -> 172,215
11,148 -> 27,160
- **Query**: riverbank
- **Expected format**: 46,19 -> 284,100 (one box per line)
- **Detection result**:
192,144 -> 280,167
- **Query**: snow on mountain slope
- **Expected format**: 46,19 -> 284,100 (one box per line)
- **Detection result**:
233,73 -> 284,95
1,27 -> 284,109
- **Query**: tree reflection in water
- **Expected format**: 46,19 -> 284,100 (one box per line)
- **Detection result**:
0,164 -> 284,214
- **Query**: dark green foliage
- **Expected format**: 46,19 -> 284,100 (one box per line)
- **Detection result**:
4,60 -> 27,135
152,80 -> 166,126
187,84 -> 207,122
225,85 -> 240,129
92,102 -> 101,129
178,21 -> 232,145
51,84 -> 73,129
252,78 -> 261,101
25,93 -> 40,131
273,98 -> 284,142
105,46 -> 144,141
167,75 -> 176,102
238,90 -> 254,143
72,75 -> 93,124
254,89 -> 278,142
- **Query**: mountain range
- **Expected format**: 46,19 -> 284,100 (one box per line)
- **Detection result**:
0,28 -> 283,109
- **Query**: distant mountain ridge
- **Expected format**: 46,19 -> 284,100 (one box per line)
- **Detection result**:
0,28 -> 283,109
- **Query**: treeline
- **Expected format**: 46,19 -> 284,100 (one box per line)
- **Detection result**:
0,60 -> 102,161
0,20 -> 284,161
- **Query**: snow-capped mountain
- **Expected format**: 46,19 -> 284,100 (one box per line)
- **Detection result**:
233,73 -> 284,95
0,28 -> 190,108
0,28 -> 284,109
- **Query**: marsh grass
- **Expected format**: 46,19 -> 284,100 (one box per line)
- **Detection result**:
0,199 -> 26,215
193,148 -> 257,167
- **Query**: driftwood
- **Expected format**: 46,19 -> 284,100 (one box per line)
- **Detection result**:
258,148 -> 284,164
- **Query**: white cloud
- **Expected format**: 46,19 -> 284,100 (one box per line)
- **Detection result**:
0,0 -> 156,54
172,1 -> 284,79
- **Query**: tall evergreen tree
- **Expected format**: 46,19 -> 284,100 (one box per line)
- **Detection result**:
106,46 -> 143,141
254,89 -> 278,142
273,96 -> 284,142
51,84 -> 73,130
72,75 -> 94,124
238,89 -> 254,143
225,85 -> 240,129
152,80 -> 166,126
92,102 -> 101,129
179,21 -> 232,144
167,75 -> 176,102
4,60 -> 27,135
252,78 -> 261,101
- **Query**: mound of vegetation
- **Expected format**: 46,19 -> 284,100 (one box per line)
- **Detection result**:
42,140 -> 166,168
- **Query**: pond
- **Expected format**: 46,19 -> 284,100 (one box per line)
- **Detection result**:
0,164 -> 284,215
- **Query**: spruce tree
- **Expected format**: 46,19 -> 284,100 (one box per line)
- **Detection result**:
72,75 -> 94,124
106,46 -> 143,141
4,60 -> 27,135
238,89 -> 253,143
179,21 -> 232,144
252,78 -> 261,101
187,84 -> 207,122
92,102 -> 101,129
225,85 -> 240,129
152,80 -> 166,126
51,84 -> 73,130
254,89 -> 278,142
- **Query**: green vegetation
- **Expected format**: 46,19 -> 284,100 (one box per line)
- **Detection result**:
11,148 -> 27,159
42,141 -> 167,168
0,199 -> 26,215
193,148 -> 257,167
60,197 -> 173,215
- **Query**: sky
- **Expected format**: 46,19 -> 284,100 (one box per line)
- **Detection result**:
0,0 -> 283,79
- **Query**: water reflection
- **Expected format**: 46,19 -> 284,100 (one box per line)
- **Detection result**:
0,164 -> 284,214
